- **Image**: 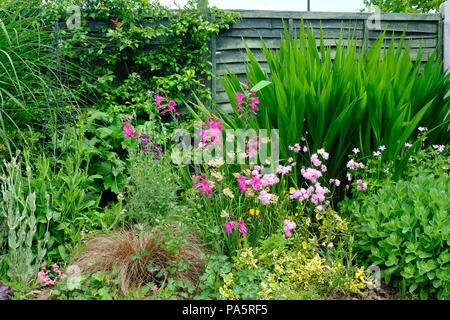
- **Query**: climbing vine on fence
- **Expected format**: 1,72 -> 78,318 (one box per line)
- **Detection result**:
46,0 -> 240,115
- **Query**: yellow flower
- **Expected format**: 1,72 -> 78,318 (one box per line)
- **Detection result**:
289,187 -> 295,193
249,208 -> 260,216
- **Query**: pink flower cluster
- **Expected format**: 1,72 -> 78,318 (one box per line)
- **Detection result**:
322,242 -> 334,248
225,218 -> 247,235
289,143 -> 308,153
154,88 -> 180,118
290,148 -> 336,210
283,219 -> 296,238
80,228 -> 93,244
236,166 -> 280,205
192,173 -> 215,199
235,81 -> 260,119
122,116 -> 138,138
346,159 -> 364,170
328,179 -> 341,186
277,160 -> 296,175
246,137 -> 261,158
37,262 -> 67,286
301,167 -> 322,183
356,179 -> 367,191
290,182 -> 329,205
432,144 -> 445,154
201,117 -> 224,149
121,116 -> 162,160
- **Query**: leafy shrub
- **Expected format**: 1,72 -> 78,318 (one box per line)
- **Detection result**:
0,155 -> 48,287
218,243 -> 368,300
124,152 -> 181,224
346,172 -> 449,299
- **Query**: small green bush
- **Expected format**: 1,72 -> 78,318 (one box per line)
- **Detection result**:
348,172 -> 449,299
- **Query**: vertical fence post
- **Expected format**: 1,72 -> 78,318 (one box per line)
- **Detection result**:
210,31 -> 217,106
440,1 -> 450,74
198,0 -> 211,106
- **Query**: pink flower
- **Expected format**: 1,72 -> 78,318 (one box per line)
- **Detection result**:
258,190 -> 272,205
122,122 -> 137,138
261,174 -> 280,187
152,285 -> 158,291
277,165 -> 292,175
192,175 -> 215,198
225,221 -> 235,234
432,145 -> 445,154
301,167 -> 322,183
316,148 -> 329,160
238,219 -> 248,234
352,148 -> 360,154
283,219 -> 296,238
311,154 -> 322,167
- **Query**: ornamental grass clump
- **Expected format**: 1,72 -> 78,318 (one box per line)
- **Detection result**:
69,228 -> 207,295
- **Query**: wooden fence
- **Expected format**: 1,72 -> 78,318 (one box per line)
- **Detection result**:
209,10 -> 443,112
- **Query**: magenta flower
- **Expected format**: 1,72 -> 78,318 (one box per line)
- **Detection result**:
154,92 -> 180,117
238,219 -> 248,234
192,174 -> 215,198
225,221 -> 236,234
121,122 -> 137,138
234,85 -> 260,119
201,117 -> 224,148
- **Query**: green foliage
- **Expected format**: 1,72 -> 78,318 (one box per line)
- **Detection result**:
48,0 -> 240,114
71,111 -> 129,195
124,155 -> 181,224
51,269 -> 119,300
1,135 -> 101,280
0,155 -> 47,287
363,0 -> 446,13
194,254 -> 232,299
0,0 -> 61,159
219,22 -> 450,185
346,170 -> 449,299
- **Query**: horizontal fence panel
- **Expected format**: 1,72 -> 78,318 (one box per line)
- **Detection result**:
216,61 -> 270,74
219,28 -> 366,41
226,10 -> 440,21
215,37 -> 364,51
